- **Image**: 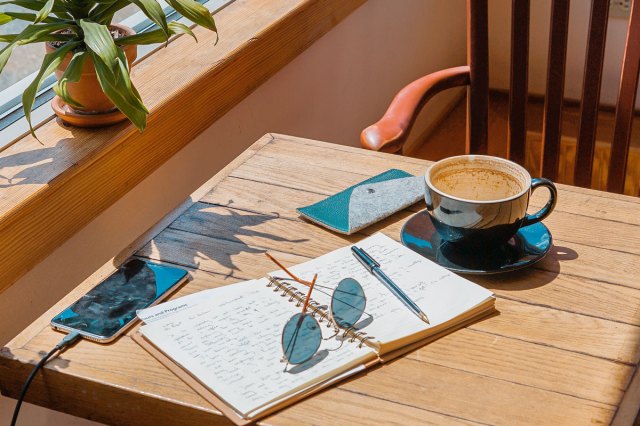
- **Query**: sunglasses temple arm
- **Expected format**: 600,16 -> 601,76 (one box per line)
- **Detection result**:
264,253 -> 313,286
301,274 -> 317,315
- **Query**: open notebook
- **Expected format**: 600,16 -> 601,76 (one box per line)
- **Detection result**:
133,233 -> 495,424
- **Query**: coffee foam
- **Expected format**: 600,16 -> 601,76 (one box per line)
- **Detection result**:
429,157 -> 529,201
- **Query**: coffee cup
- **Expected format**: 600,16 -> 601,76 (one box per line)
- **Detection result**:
424,155 -> 557,249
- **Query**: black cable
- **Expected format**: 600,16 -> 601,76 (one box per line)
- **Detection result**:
10,332 -> 82,426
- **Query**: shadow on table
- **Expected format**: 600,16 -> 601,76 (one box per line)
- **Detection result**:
0,139 -> 71,189
146,203 -> 308,279
0,346 -> 72,373
472,244 -> 579,291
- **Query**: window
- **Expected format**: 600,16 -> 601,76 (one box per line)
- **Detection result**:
0,0 -> 233,147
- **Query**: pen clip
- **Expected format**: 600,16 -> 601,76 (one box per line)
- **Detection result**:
359,248 -> 380,268
351,246 -> 380,272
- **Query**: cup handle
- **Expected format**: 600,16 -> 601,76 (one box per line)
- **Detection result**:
521,178 -> 557,227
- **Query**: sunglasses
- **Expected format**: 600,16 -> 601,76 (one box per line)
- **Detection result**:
266,253 -> 367,367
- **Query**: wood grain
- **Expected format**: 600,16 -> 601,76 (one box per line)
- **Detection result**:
574,0 -> 609,188
466,0 -> 489,154
406,328 -> 631,407
339,359 -> 615,425
136,226 -> 640,363
232,153 -> 640,253
0,0 -> 365,293
507,0 -> 529,165
608,0 -> 640,193
415,90 -> 640,196
362,0 -> 640,197
1,134 -> 639,425
273,387 -> 483,426
243,135 -> 640,211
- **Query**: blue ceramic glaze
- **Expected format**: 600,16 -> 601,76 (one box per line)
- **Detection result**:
400,210 -> 552,275
424,155 -> 556,249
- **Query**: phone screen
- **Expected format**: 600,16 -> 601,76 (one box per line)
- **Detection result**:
51,259 -> 188,340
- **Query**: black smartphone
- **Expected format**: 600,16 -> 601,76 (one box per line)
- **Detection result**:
51,259 -> 188,342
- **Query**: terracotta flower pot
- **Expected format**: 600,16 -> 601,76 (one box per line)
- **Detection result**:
47,24 -> 138,126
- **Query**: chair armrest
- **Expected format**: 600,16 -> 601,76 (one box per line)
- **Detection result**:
360,66 -> 471,153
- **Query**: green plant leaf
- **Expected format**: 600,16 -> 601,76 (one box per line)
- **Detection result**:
0,22 -> 70,74
167,21 -> 196,41
89,0 -> 128,24
0,45 -> 17,74
51,0 -> 84,18
115,48 -> 148,113
113,28 -> 165,45
52,9 -> 74,20
79,19 -> 117,69
34,0 -> 55,23
130,0 -> 168,36
23,41 -> 80,138
3,11 -> 67,23
52,49 -> 86,108
0,0 -> 74,19
91,50 -> 148,131
0,21 -> 69,44
0,0 -> 46,12
116,21 -> 196,45
0,12 -> 13,25
0,32 -> 73,43
165,0 -> 216,34
87,1 -> 113,19
74,0 -> 98,17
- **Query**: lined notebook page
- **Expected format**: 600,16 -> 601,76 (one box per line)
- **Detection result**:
138,279 -> 262,324
139,279 -> 375,417
272,233 -> 494,350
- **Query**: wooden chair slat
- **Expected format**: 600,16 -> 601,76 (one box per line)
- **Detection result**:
541,0 -> 570,180
360,0 -> 639,197
467,0 -> 489,155
574,0 -> 609,188
508,0 -> 530,166
608,0 -> 640,193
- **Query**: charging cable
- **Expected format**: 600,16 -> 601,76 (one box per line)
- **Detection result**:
10,332 -> 82,426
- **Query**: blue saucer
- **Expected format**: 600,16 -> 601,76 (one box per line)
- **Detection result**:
400,210 -> 552,274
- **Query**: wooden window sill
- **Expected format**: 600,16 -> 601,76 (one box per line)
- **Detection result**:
0,0 -> 365,292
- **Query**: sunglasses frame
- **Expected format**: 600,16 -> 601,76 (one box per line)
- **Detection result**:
266,253 -> 367,367
328,277 -> 368,331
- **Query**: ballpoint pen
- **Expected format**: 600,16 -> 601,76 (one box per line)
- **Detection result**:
351,246 -> 430,324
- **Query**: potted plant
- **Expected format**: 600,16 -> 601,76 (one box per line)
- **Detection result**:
0,0 -> 217,135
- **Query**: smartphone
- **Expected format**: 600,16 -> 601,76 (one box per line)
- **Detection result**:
51,259 -> 188,342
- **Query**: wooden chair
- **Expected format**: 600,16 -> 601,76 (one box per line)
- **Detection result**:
360,0 -> 640,194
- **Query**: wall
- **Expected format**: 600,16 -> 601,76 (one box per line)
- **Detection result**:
489,0 -> 639,108
0,0 -> 467,424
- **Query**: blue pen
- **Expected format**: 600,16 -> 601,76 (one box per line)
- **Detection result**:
351,246 -> 430,324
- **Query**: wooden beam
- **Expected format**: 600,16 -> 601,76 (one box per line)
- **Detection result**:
0,0 -> 365,292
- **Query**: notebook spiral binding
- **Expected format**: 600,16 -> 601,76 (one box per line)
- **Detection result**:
267,276 -> 375,348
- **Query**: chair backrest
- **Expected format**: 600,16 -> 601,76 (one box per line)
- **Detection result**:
468,0 -> 640,194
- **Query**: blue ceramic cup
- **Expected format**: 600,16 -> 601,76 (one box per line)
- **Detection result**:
424,155 -> 557,249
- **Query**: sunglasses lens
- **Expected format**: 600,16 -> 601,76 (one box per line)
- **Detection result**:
331,278 -> 366,329
282,313 -> 321,364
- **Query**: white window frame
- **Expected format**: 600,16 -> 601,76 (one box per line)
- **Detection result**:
0,0 -> 234,148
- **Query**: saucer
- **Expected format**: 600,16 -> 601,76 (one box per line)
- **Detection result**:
52,96 -> 127,128
400,210 -> 552,274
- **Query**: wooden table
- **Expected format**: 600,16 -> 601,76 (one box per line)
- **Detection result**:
2,134 -> 640,425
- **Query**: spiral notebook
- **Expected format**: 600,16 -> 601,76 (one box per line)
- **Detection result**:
132,233 -> 495,424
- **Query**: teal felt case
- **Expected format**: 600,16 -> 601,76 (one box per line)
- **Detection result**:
297,169 -> 424,234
